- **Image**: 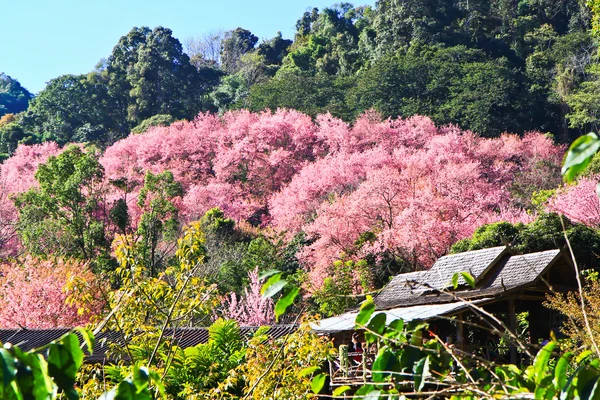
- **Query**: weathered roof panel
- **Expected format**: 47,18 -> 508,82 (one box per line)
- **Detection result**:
374,247 -> 564,310
312,299 -> 492,333
486,249 -> 561,290
427,246 -> 507,289
375,271 -> 429,309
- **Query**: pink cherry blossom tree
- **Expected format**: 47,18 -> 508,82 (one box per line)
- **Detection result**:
221,266 -> 274,326
0,142 -> 62,256
0,256 -> 104,328
548,175 -> 600,227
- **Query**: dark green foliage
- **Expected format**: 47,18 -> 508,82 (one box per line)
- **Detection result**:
257,32 -> 293,67
21,73 -> 126,146
582,150 -> 600,177
0,113 -> 34,155
243,0 -> 593,140
131,114 -> 175,134
452,221 -> 524,253
107,26 -> 214,126
349,45 -> 533,137
452,213 -> 600,270
247,73 -> 355,120
0,73 -> 32,117
313,259 -> 371,316
165,319 -> 246,398
196,208 -> 305,294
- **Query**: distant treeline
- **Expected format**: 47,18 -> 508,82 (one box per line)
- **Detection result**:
0,0 -> 597,156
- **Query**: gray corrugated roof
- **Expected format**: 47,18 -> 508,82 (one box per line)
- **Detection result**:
0,325 -> 298,363
312,299 -> 492,333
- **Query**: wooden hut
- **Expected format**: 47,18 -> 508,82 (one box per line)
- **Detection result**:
311,246 -> 578,387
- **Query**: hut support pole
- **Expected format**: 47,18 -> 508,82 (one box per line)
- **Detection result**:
456,313 -> 464,350
509,298 -> 517,364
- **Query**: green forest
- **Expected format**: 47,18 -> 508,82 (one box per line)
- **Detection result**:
4,0 -> 600,399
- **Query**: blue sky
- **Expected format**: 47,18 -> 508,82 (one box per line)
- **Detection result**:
2,0 -> 374,94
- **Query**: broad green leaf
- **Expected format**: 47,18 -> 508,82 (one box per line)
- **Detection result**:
588,376 -> 600,400
14,349 -> 54,400
372,348 -> 400,383
461,272 -> 475,288
451,273 -> 459,289
74,327 -> 95,354
114,381 -> 136,400
10,380 -> 23,400
354,385 -> 376,397
553,352 -> 573,390
533,341 -> 556,385
365,313 -> 387,343
259,269 -> 281,280
47,334 -> 85,400
576,350 -> 593,364
576,368 -> 600,400
311,373 -> 326,394
0,348 -> 17,387
260,273 -> 282,295
414,355 -> 431,392
333,385 -> 352,396
262,278 -> 287,299
356,295 -> 375,327
132,366 -> 150,391
560,362 -> 586,400
299,366 -> 320,378
367,313 -> 387,335
388,319 -> 404,332
275,287 -> 299,321
562,132 -> 600,182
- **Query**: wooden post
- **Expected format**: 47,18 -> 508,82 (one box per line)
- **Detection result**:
339,345 -> 348,377
509,298 -> 517,364
456,312 -> 464,350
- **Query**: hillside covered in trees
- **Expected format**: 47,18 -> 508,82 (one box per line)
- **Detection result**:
1,0 -> 600,155
3,0 -> 600,398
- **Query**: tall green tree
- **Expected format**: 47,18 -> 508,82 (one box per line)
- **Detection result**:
106,26 -> 217,127
14,146 -> 112,271
21,73 -> 125,145
220,27 -> 258,74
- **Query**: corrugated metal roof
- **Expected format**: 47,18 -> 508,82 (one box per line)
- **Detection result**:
311,299 -> 491,333
0,329 -> 123,363
0,325 -> 298,363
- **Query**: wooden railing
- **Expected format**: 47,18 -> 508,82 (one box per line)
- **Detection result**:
329,345 -> 376,387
